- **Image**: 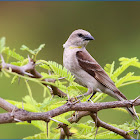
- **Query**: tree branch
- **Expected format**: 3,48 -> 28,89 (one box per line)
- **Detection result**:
0,97 -> 18,112
0,98 -> 139,124
0,97 -> 139,139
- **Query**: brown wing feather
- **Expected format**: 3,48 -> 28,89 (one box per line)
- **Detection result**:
76,50 -> 127,99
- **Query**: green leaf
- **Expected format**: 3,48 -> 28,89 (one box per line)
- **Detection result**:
41,96 -> 66,111
21,45 -> 35,55
115,72 -> 134,87
23,132 -> 47,139
25,80 -> 33,102
104,61 -> 115,77
39,63 -> 51,70
1,69 -> 10,78
47,61 -> 75,82
17,120 -> 47,132
7,99 -> 39,112
11,75 -> 18,84
33,44 -> 45,55
4,47 -> 24,61
20,44 -> 45,60
23,95 -> 37,106
40,72 -> 59,80
119,57 -> 138,65
113,57 -> 138,80
0,37 -> 6,53
53,116 -> 71,125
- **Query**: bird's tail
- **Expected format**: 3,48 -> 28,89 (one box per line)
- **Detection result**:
115,93 -> 139,120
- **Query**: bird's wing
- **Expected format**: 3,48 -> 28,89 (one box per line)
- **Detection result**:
76,50 -> 127,99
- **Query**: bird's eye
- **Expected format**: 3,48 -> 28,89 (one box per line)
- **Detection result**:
77,33 -> 83,37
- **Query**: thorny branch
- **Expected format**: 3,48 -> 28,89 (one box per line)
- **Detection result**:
90,113 -> 133,139
0,97 -> 140,139
0,55 -> 140,139
0,55 -> 67,97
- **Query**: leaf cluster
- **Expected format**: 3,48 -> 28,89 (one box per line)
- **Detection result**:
0,37 -> 140,139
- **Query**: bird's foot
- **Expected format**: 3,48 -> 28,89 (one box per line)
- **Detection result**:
88,99 -> 94,103
87,91 -> 96,102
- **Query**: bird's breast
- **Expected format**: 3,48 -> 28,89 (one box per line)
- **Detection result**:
63,48 -> 81,72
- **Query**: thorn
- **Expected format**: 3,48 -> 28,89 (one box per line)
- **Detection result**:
72,99 -> 80,105
137,133 -> 139,139
22,101 -> 24,110
0,54 -> 5,63
14,118 -> 22,122
46,121 -> 49,137
74,111 -> 78,120
133,96 -> 140,104
94,126 -> 99,139
24,72 -> 34,77
48,70 -> 51,75
50,118 -> 62,124
127,129 -> 135,134
67,94 -> 70,101
35,62 -> 42,66
94,113 -> 98,127
58,77 -> 66,80
47,86 -> 52,92
10,106 -> 16,117
28,55 -> 31,61
56,126 -> 61,129
50,94 -> 54,100
18,77 -> 21,85
10,107 -> 22,122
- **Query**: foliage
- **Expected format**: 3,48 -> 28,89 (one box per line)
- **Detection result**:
0,37 -> 140,139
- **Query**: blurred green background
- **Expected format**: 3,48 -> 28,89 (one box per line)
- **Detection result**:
0,1 -> 140,138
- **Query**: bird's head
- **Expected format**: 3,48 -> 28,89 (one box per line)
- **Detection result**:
63,29 -> 95,48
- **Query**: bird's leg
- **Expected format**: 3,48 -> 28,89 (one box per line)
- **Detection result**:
76,88 -> 93,99
88,91 -> 97,102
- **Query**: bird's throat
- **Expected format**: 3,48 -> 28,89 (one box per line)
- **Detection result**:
69,46 -> 82,49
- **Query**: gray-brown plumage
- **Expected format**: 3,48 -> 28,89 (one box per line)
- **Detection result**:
63,29 -> 138,119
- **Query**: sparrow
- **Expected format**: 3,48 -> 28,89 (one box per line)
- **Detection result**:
63,29 -> 139,120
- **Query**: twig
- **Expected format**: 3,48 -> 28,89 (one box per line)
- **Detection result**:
90,113 -> 133,139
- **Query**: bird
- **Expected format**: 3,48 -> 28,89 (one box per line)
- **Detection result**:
63,29 -> 139,120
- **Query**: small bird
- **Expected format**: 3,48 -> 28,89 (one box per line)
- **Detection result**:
63,29 -> 139,120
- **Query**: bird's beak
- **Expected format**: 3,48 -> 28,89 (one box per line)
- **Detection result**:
84,35 -> 95,41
